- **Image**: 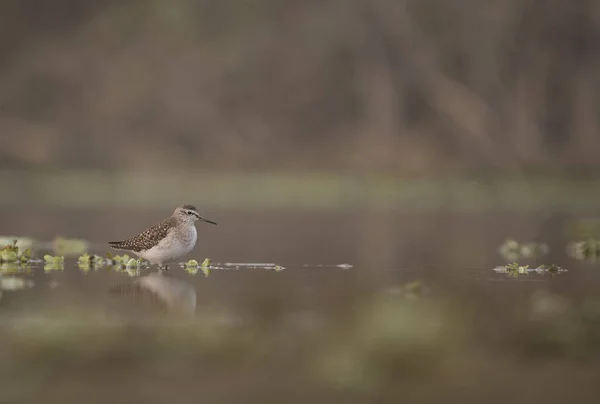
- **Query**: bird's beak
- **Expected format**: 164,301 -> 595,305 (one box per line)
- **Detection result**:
199,216 -> 217,225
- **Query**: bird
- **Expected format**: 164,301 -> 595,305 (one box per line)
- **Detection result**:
108,204 -> 217,270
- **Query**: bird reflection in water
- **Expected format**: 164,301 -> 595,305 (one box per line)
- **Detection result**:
108,270 -> 196,317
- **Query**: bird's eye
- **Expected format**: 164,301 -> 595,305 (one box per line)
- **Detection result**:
187,211 -> 195,215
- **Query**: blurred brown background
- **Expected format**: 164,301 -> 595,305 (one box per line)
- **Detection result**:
1,0 -> 599,174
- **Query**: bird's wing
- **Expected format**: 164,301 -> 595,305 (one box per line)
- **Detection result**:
109,217 -> 175,252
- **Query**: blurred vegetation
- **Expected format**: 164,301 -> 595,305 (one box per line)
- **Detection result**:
4,171 -> 600,212
1,278 -> 600,403
498,239 -> 549,261
1,0 -> 600,175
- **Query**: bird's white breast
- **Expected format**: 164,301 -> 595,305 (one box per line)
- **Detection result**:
138,224 -> 197,264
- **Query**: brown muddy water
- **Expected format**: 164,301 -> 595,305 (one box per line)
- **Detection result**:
1,207 -> 600,404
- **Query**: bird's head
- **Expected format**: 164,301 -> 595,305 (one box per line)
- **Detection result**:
174,204 -> 217,225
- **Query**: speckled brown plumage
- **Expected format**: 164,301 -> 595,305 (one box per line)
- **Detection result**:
108,216 -> 177,252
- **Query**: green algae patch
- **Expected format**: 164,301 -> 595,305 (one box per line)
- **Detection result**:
493,262 -> 567,278
0,240 -> 32,265
77,253 -> 105,272
43,255 -> 64,271
103,252 -> 148,276
183,258 -> 211,277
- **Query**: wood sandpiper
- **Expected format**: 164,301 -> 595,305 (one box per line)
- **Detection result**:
108,204 -> 217,270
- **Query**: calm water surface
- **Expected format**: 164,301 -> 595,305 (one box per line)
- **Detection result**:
2,207 -> 600,313
3,208 -> 600,404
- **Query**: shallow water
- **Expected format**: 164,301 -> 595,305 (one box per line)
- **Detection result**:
2,208 -> 600,403
1,206 -> 600,318
2,206 -> 600,322
0,248 -> 597,322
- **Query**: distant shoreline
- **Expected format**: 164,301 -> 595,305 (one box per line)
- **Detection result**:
0,169 -> 599,213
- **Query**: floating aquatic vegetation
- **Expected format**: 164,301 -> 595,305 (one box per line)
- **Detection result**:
0,241 -> 32,274
103,252 -> 148,275
105,252 -> 129,265
0,246 -> 17,263
77,253 -> 105,271
52,236 -> 89,256
125,258 -> 144,270
43,255 -> 65,271
498,239 -> 549,261
185,259 -> 199,267
542,264 -> 566,276
183,258 -> 211,277
201,258 -> 211,273
183,259 -> 200,274
567,239 -> 600,262
493,262 -> 567,277
125,258 -> 138,268
0,240 -> 31,264
105,252 -> 130,266
77,253 -> 104,266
